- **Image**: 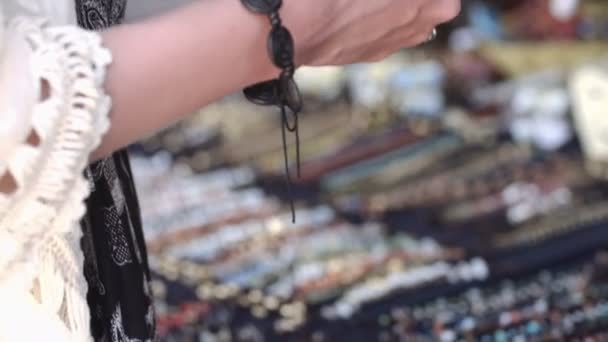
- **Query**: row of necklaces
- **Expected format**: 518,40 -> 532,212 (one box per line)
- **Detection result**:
131,156 -> 488,339
148,248 -> 608,342
131,148 -> 608,340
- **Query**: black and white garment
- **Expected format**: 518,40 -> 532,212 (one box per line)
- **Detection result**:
75,1 -> 156,341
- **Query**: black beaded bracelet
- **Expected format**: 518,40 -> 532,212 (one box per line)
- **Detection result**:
241,0 -> 303,222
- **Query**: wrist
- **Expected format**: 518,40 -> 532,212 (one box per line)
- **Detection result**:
238,0 -> 303,110
278,0 -> 322,66
287,0 -> 341,67
236,0 -> 320,68
227,0 -> 282,82
234,0 -> 309,74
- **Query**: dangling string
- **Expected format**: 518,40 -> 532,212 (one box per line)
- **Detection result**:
295,116 -> 301,177
280,103 -> 301,223
282,101 -> 301,176
279,104 -> 300,313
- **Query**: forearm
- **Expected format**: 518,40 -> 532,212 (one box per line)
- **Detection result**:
93,0 -> 281,159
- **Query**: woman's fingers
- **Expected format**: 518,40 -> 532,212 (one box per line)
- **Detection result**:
394,0 -> 461,47
294,0 -> 461,66
422,0 -> 461,24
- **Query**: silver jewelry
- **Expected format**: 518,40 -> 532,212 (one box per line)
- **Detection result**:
427,28 -> 437,42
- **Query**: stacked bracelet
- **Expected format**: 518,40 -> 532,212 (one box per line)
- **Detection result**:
241,0 -> 303,222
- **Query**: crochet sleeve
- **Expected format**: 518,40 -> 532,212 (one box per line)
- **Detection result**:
0,3 -> 112,341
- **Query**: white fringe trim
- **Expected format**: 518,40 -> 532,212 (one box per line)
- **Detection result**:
0,13 -> 112,342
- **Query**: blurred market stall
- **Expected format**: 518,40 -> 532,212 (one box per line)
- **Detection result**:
128,0 -> 608,340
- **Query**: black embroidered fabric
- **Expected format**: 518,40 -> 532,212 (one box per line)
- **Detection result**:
75,1 -> 156,341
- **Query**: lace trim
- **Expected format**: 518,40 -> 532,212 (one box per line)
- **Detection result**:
0,12 -> 112,342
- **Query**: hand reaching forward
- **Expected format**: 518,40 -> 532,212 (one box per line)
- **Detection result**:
284,0 -> 461,66
1,0 -> 459,158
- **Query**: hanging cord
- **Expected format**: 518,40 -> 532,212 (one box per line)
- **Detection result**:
280,99 -> 301,223
279,65 -> 302,223
279,98 -> 300,298
241,0 -> 303,222
239,0 -> 303,305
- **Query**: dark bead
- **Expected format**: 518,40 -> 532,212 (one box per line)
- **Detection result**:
268,26 -> 294,69
240,0 -> 282,14
279,73 -> 302,113
243,80 -> 280,106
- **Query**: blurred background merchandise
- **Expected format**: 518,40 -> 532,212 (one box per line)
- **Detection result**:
127,0 -> 608,341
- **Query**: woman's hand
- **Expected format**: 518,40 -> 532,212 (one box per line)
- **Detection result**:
284,0 -> 461,66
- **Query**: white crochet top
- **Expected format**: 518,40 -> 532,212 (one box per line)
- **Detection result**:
0,1 -> 112,341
